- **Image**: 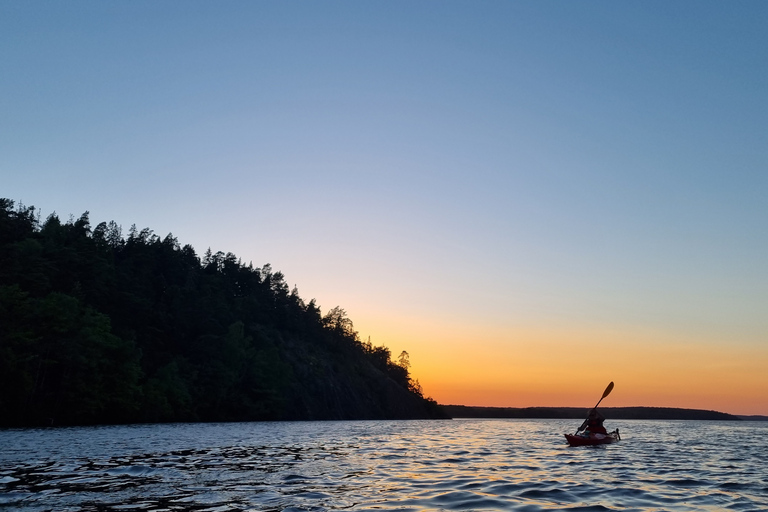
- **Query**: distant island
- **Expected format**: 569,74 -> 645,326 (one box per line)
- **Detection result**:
0,199 -> 446,427
442,405 -> 745,421
737,415 -> 768,421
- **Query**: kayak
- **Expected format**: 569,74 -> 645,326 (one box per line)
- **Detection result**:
564,429 -> 620,447
565,430 -> 620,446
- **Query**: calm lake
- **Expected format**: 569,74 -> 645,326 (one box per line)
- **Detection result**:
1,419 -> 766,511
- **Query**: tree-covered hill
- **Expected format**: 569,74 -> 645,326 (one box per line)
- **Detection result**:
0,199 -> 446,427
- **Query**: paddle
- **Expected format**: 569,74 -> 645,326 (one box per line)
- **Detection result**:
576,381 -> 614,434
593,381 -> 614,410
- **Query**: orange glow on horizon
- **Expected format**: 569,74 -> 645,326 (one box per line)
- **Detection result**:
354,312 -> 768,417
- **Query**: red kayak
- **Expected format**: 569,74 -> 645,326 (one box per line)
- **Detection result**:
565,429 -> 620,447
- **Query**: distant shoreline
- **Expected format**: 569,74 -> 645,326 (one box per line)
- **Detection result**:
441,405 -> 766,421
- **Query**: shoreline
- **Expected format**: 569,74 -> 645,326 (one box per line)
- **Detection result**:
441,405 -> 764,421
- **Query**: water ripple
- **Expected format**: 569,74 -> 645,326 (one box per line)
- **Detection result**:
1,419 -> 768,511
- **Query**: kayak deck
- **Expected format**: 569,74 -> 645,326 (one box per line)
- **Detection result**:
565,429 -> 620,447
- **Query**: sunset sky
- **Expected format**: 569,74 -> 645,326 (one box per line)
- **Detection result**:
3,1 -> 767,415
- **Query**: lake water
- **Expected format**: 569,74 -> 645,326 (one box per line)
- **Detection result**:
1,419 -> 766,511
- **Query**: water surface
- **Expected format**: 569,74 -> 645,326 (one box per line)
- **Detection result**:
1,419 -> 766,511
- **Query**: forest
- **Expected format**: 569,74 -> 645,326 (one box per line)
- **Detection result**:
0,199 -> 446,427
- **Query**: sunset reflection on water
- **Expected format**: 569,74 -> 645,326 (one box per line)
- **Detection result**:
1,419 -> 766,511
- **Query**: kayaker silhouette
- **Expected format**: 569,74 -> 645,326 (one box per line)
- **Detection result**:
578,409 -> 607,435
564,382 -> 620,446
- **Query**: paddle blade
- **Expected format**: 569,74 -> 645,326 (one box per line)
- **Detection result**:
602,381 -> 614,399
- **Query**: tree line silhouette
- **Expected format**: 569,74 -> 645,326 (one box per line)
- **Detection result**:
0,199 -> 444,427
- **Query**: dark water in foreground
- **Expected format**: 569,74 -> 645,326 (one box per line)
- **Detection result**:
1,419 -> 767,511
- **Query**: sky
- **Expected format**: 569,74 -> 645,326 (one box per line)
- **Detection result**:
2,1 -> 767,415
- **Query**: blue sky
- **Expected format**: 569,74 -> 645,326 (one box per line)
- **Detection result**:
2,1 -> 767,412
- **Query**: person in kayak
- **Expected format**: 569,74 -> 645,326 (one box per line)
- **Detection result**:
578,408 -> 607,435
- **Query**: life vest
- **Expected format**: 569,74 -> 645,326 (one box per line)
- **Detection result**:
587,417 -> 607,434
